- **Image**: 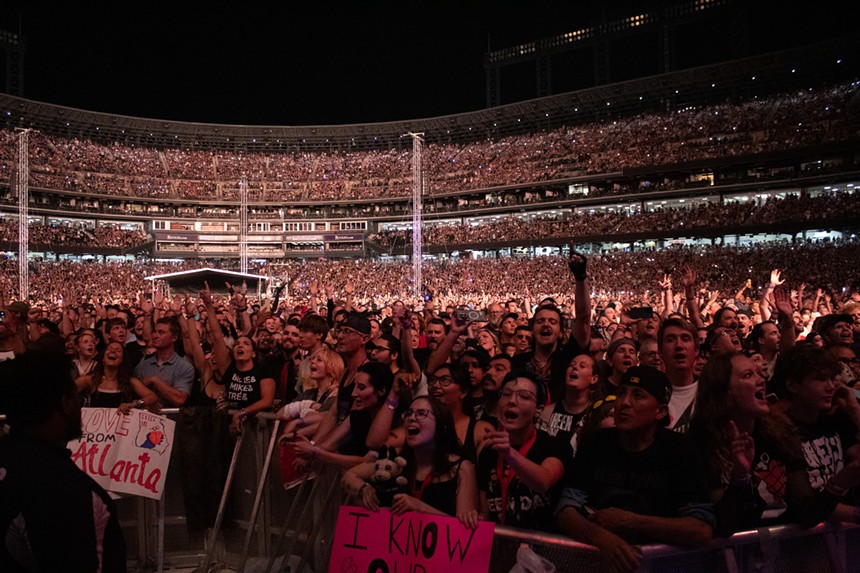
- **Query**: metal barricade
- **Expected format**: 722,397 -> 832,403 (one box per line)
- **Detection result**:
3,411 -> 860,573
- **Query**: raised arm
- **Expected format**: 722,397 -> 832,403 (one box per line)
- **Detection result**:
568,249 -> 592,350
201,282 -> 231,378
677,265 -> 705,330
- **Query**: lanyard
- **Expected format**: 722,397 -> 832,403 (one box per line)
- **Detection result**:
496,429 -> 538,525
412,471 -> 435,501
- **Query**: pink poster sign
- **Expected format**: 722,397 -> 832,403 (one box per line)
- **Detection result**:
329,506 -> 495,573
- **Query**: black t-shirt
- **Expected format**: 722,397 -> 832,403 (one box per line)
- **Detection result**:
477,429 -> 572,532
221,361 -> 275,409
0,435 -> 127,572
561,427 -> 715,543
539,401 -> 590,456
790,409 -> 858,493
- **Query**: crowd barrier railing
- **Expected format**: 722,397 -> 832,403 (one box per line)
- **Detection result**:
2,410 -> 858,573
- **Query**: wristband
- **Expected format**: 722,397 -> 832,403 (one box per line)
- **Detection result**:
240,408 -> 247,419
385,396 -> 399,410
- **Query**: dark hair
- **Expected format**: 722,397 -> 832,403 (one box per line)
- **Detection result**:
155,317 -> 181,340
749,321 -> 776,353
377,332 -> 403,369
0,351 -> 76,428
399,396 -> 462,484
36,318 -> 61,336
90,343 -> 137,403
533,304 -> 563,326
712,307 -> 735,326
489,353 -> 513,369
357,361 -> 394,396
770,343 -> 841,401
657,317 -> 699,351
690,352 -> 802,481
501,370 -> 547,407
299,313 -> 330,336
426,317 -> 450,334
106,317 -> 127,333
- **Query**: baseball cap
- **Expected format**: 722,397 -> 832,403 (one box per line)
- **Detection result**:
340,313 -> 371,335
620,365 -> 671,406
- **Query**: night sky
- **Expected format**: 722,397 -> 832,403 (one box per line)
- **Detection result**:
0,2 -> 852,127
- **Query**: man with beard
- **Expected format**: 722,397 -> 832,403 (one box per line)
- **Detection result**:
473,353 -> 512,426
413,318 -> 448,370
368,332 -> 401,376
712,307 -> 739,334
736,309 -> 754,342
256,320 -> 301,405
658,317 -> 699,433
512,250 -> 592,402
0,351 -> 126,572
750,321 -> 781,379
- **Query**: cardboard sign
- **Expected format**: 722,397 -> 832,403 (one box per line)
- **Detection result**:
68,407 -> 175,500
329,506 -> 494,573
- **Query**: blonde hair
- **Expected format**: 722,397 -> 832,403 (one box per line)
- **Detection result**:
307,346 -> 345,390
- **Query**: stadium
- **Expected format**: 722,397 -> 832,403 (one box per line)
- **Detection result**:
1,1 -> 860,572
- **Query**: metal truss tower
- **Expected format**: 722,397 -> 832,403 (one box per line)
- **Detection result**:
409,133 -> 424,298
239,177 -> 248,274
15,129 -> 30,300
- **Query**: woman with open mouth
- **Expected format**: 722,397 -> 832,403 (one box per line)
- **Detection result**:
292,362 -> 394,470
477,371 -> 569,531
539,352 -> 599,455
690,347 -> 860,534
75,340 -> 159,413
342,396 -> 481,528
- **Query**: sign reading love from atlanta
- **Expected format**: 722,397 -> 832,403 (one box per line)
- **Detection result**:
329,506 -> 494,573
68,408 -> 175,500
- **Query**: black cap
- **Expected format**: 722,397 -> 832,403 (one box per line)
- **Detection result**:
620,365 -> 671,406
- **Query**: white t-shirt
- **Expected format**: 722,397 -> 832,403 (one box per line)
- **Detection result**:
668,381 -> 698,432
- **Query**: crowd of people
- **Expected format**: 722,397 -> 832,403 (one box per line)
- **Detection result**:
370,191 -> 860,249
1,239 -> 858,314
0,219 -> 150,249
2,246 -> 860,571
0,82 -> 855,203
1,79 -> 859,572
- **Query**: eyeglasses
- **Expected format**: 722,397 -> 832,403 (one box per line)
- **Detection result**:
403,408 -> 433,421
428,375 -> 454,387
370,345 -> 391,353
500,388 -> 537,403
335,327 -> 362,336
